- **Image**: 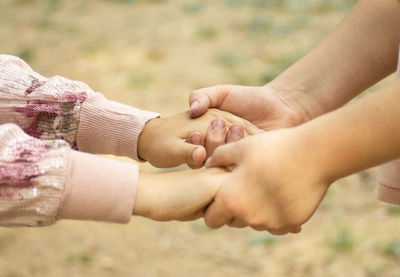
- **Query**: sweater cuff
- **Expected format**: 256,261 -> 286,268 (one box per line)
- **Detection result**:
76,93 -> 159,160
377,159 -> 400,205
57,151 -> 138,223
377,184 -> 400,206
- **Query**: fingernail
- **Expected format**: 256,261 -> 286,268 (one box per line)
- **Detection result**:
211,119 -> 225,130
190,101 -> 199,111
189,133 -> 202,145
191,147 -> 198,162
230,124 -> 244,139
191,147 -> 205,164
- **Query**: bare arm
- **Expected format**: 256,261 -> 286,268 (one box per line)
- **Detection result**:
298,78 -> 400,182
271,0 -> 400,120
204,78 -> 400,233
190,0 -> 400,131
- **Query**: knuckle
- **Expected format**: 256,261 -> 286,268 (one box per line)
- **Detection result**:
190,89 -> 200,98
247,217 -> 264,228
207,134 -> 225,145
223,197 -> 240,216
266,222 -> 287,235
216,84 -> 232,93
204,218 -> 219,229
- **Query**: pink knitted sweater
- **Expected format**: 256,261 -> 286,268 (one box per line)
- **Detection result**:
0,55 -> 159,226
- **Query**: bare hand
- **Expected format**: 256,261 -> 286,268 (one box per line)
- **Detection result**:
134,168 -> 229,221
204,130 -> 330,235
138,109 -> 261,168
189,84 -> 306,131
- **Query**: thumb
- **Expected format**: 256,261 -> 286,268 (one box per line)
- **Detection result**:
172,140 -> 207,168
189,85 -> 233,118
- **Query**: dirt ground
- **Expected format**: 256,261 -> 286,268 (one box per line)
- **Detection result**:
0,0 -> 399,276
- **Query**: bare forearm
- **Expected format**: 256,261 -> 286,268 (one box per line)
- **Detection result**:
294,79 -> 400,182
271,0 -> 400,120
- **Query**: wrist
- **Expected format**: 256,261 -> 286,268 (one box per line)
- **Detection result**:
285,126 -> 335,186
134,172 -> 155,217
137,118 -> 161,161
266,80 -> 329,123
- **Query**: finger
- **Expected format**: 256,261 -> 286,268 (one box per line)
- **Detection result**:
170,140 -> 207,168
189,85 -> 233,118
267,225 -> 299,235
227,217 -> 247,228
268,229 -> 290,236
187,131 -> 204,145
244,122 -> 265,136
186,132 -> 206,168
190,146 -> 207,167
226,124 -> 244,143
252,225 -> 268,231
204,198 -> 233,229
178,208 -> 206,221
205,142 -> 238,168
290,226 -> 302,234
205,119 -> 227,158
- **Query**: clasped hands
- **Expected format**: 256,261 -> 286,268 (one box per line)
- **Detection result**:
135,85 -> 331,235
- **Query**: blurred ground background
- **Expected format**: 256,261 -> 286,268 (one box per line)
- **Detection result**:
0,0 -> 400,276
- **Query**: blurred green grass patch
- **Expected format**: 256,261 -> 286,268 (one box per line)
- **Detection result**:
384,238 -> 400,258
16,47 -> 36,62
196,26 -> 218,40
14,0 -> 35,5
83,43 -> 102,56
328,226 -> 355,253
246,15 -> 272,37
259,48 -> 311,83
267,24 -> 296,38
183,0 -> 205,14
386,204 -> 400,216
37,16 -> 56,30
190,221 -> 214,232
128,71 -> 156,88
249,233 -> 279,246
74,2 -> 91,14
66,252 -> 92,264
246,14 -> 303,39
221,0 -> 280,8
221,0 -> 356,12
231,72 -> 254,86
109,0 -> 168,4
214,51 -> 246,67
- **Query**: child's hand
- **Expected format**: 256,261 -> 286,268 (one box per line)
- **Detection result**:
133,168 -> 229,221
138,109 -> 261,168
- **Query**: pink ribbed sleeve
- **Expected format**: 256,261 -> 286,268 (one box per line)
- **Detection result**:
0,54 -> 160,226
0,54 -> 159,158
77,93 -> 158,160
0,123 -> 138,226
378,160 -> 400,205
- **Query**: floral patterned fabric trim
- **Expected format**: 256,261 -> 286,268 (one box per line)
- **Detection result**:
0,55 -> 94,148
0,124 -> 70,227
